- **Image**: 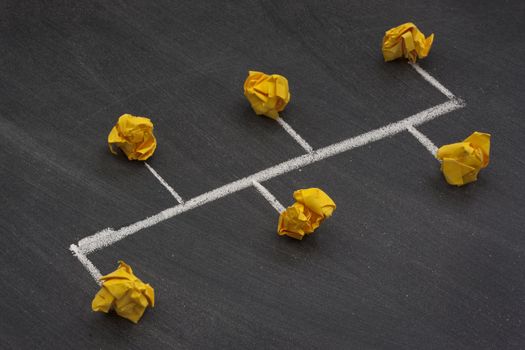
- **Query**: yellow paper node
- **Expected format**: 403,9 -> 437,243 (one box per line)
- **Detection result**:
244,71 -> 291,119
382,22 -> 434,63
108,114 -> 157,161
277,188 -> 336,240
436,132 -> 491,186
92,261 -> 155,323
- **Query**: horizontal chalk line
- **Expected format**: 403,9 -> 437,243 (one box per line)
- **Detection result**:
407,125 -> 439,156
75,98 -> 465,255
409,62 -> 456,99
69,244 -> 103,284
277,117 -> 314,153
252,180 -> 286,213
145,162 -> 184,204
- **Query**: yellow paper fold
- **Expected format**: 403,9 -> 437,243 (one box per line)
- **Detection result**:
108,114 -> 157,160
244,71 -> 291,119
436,132 -> 491,186
382,22 -> 434,62
92,261 -> 155,323
278,188 -> 336,240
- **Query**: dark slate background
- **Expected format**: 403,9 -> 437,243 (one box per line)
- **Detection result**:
1,1 -> 524,349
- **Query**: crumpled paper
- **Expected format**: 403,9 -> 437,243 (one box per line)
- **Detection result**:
244,71 -> 291,119
382,22 -> 434,63
108,114 -> 157,160
92,261 -> 155,324
436,132 -> 491,186
278,188 -> 336,240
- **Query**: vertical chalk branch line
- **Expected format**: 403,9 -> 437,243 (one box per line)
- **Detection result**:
70,63 -> 465,283
276,117 -> 314,153
252,180 -> 286,213
145,162 -> 185,204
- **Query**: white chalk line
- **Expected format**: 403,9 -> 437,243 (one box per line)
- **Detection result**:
409,62 -> 456,100
71,63 -> 462,282
74,98 -> 464,255
252,180 -> 286,213
406,125 -> 439,156
145,162 -> 184,204
69,244 -> 103,284
276,117 -> 314,153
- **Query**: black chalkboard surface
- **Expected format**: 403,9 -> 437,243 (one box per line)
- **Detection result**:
1,1 -> 524,349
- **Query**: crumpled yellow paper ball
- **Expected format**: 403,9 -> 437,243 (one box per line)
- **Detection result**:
92,261 -> 155,324
382,22 -> 434,63
278,188 -> 336,240
436,132 -> 491,186
244,71 -> 291,119
108,114 -> 157,161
